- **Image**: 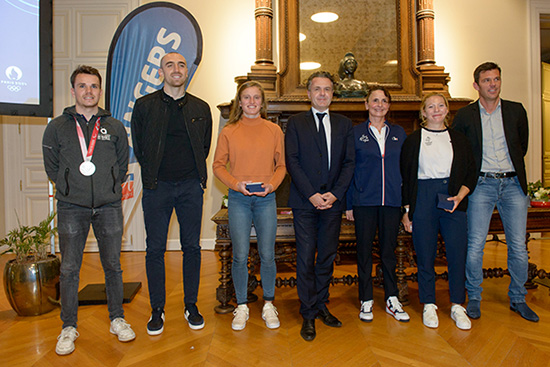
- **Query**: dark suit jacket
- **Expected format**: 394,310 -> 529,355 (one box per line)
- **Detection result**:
452,99 -> 529,194
400,128 -> 477,220
285,110 -> 355,210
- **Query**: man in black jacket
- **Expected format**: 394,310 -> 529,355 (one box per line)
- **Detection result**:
453,62 -> 538,322
131,52 -> 212,335
43,65 -> 134,355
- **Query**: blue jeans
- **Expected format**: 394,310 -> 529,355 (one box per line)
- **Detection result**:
142,179 -> 203,309
57,200 -> 124,328
466,176 -> 529,303
228,190 -> 277,305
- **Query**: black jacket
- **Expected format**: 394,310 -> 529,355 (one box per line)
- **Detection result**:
131,89 -> 212,189
400,128 -> 477,220
452,99 -> 529,194
42,106 -> 129,208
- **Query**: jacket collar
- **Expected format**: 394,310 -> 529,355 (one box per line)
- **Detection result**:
63,105 -> 111,119
159,88 -> 187,106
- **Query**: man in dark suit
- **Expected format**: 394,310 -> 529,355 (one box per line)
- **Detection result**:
285,71 -> 355,341
453,62 -> 538,322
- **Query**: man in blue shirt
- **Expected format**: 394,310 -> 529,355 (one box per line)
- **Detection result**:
453,62 -> 538,322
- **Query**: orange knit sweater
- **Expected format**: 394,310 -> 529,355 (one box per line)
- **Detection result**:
212,116 -> 286,192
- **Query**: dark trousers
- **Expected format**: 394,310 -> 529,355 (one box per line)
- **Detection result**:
292,207 -> 343,320
57,200 -> 124,328
354,206 -> 401,302
142,179 -> 204,309
412,179 -> 467,304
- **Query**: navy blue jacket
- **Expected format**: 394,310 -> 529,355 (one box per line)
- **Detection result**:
347,121 -> 406,209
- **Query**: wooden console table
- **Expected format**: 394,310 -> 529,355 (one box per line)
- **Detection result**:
211,207 -> 550,313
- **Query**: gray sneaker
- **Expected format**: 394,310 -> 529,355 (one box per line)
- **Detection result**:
451,305 -> 471,330
110,318 -> 136,342
55,326 -> 79,355
262,303 -> 280,329
232,304 -> 249,331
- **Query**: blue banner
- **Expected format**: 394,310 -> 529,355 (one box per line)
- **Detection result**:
105,2 -> 202,220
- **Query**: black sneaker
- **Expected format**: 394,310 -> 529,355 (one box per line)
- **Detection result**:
147,308 -> 165,335
184,303 -> 205,330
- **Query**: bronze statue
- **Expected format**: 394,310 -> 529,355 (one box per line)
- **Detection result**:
335,52 -> 368,98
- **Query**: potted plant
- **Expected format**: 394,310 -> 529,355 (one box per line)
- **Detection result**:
1,212 -> 60,316
528,180 -> 550,207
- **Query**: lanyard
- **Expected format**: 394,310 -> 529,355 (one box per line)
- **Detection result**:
75,117 -> 100,163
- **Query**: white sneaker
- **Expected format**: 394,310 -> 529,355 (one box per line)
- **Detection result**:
423,303 -> 439,328
386,296 -> 410,322
262,303 -> 280,329
232,304 -> 249,331
110,318 -> 136,342
451,305 -> 472,330
55,326 -> 79,355
359,300 -> 374,322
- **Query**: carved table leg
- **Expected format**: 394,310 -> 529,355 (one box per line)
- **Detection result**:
524,234 -> 538,289
395,237 -> 409,305
525,262 -> 538,289
215,243 -> 235,314
247,275 -> 259,303
247,246 -> 260,303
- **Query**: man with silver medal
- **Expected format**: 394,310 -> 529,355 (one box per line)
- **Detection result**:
42,65 -> 134,356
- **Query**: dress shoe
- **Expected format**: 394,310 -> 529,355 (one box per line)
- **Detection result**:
316,308 -> 342,327
300,319 -> 316,341
466,300 -> 481,319
510,302 -> 539,322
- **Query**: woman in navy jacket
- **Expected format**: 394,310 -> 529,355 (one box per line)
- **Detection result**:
346,86 -> 409,323
401,92 -> 477,330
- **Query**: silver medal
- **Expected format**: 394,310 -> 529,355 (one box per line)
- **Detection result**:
79,161 -> 96,176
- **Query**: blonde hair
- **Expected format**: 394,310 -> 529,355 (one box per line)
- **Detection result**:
227,81 -> 267,125
419,92 -> 450,127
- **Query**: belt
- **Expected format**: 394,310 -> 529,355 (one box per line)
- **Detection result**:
479,172 -> 517,179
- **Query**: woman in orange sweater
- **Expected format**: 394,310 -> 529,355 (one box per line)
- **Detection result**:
213,81 -> 286,331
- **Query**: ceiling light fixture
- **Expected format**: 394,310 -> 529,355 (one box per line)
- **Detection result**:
300,62 -> 321,70
299,33 -> 306,42
311,12 -> 338,23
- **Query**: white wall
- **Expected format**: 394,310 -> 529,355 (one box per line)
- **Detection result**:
434,0 -> 541,183
434,0 -> 529,102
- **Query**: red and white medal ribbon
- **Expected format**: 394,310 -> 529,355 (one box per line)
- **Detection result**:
75,117 -> 101,176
